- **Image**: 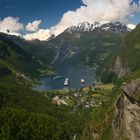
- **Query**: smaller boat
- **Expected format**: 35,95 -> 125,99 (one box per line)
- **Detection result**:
81,79 -> 85,83
64,78 -> 69,86
64,81 -> 69,86
53,75 -> 63,80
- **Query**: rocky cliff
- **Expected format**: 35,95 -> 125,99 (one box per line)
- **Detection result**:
112,79 -> 140,140
113,56 -> 128,78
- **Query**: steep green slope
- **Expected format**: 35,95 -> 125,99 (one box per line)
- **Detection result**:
99,24 -> 140,83
120,24 -> 140,74
114,24 -> 140,80
0,33 -> 56,65
67,31 -> 124,66
0,34 -> 49,81
14,39 -> 56,65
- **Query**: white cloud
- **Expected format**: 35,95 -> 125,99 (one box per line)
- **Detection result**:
127,23 -> 136,29
26,20 -> 42,31
24,0 -> 140,40
51,0 -> 139,36
24,29 -> 50,41
0,17 -> 23,35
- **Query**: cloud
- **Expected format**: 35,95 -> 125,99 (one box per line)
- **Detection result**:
24,0 -> 140,40
26,20 -> 42,31
51,0 -> 139,35
127,23 -> 136,29
24,29 -> 50,41
0,17 -> 23,35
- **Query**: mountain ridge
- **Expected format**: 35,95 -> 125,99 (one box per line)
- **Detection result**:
45,21 -> 129,65
64,21 -> 129,34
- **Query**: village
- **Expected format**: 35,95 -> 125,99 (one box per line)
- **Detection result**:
44,83 -> 114,111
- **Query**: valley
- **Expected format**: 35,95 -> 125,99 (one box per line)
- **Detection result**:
0,21 -> 140,140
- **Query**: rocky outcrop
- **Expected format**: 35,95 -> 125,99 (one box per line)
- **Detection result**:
122,79 -> 140,99
112,79 -> 140,140
113,56 -> 129,78
123,95 -> 140,140
52,96 -> 68,106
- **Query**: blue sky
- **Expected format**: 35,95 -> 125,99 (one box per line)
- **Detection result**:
0,0 -> 82,28
0,0 -> 140,40
0,0 -> 139,27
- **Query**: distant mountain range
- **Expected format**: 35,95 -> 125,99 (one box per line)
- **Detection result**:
45,21 -> 129,65
65,21 -> 129,33
0,21 -> 130,70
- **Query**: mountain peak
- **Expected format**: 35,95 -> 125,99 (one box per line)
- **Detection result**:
65,21 -> 129,34
98,22 -> 128,33
65,21 -> 100,33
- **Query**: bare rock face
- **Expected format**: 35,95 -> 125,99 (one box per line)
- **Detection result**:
122,79 -> 140,98
123,95 -> 140,140
113,56 -> 128,78
112,79 -> 140,140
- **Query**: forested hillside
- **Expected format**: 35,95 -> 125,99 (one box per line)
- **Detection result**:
98,24 -> 140,83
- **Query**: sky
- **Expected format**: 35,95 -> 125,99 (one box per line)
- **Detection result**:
0,0 -> 140,40
0,0 -> 82,28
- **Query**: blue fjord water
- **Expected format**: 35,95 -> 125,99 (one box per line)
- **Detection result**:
34,64 -> 96,91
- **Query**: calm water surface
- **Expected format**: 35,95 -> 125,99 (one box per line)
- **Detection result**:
34,64 -> 96,91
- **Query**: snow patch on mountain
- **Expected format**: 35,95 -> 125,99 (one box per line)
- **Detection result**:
65,21 -> 129,34
65,21 -> 101,33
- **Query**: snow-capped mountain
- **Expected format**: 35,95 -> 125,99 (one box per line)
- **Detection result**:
65,21 -> 129,34
65,21 -> 101,33
45,21 -> 130,64
96,22 -> 128,33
